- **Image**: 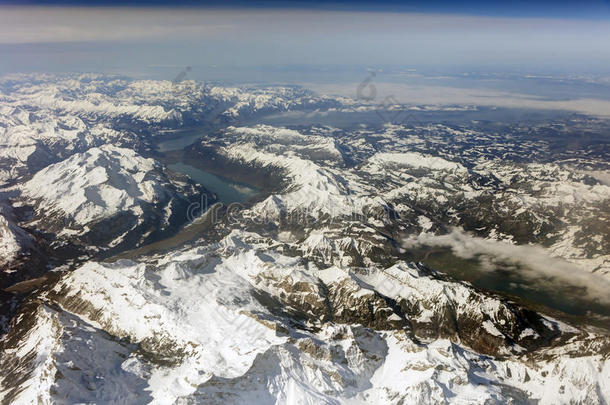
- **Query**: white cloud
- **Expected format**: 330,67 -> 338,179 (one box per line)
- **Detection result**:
306,82 -> 610,117
402,229 -> 610,305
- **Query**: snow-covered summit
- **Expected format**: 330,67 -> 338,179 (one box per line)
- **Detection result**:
17,145 -> 203,253
22,145 -> 162,226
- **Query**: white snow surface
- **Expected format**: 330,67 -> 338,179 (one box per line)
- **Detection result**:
0,210 -> 30,264
366,151 -> 468,174
20,145 -> 167,226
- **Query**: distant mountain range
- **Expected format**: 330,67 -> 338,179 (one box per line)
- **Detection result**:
0,74 -> 608,404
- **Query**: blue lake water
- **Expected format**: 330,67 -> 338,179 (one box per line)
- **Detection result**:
168,162 -> 257,204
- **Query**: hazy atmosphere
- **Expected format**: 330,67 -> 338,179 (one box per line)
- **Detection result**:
3,1 -> 610,115
3,3 -> 610,72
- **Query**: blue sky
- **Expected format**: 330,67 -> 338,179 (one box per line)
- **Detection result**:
0,0 -> 610,19
3,1 -> 610,19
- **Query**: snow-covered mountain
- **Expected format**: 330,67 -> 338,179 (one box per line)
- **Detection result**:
0,74 -> 608,404
0,74 -> 340,186
0,206 -> 31,267
1,230 -> 608,404
17,145 -> 202,250
190,123 -> 610,281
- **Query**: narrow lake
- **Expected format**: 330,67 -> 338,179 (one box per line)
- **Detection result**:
168,162 -> 258,204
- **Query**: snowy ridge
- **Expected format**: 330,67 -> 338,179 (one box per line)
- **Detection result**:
217,125 -> 379,218
214,126 -> 479,222
0,304 -> 61,404
0,75 -> 346,186
15,145 -> 202,254
1,230 -> 607,404
22,145 -> 160,226
208,87 -> 341,119
366,151 -> 468,174
2,76 -> 181,123
0,208 -> 31,266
